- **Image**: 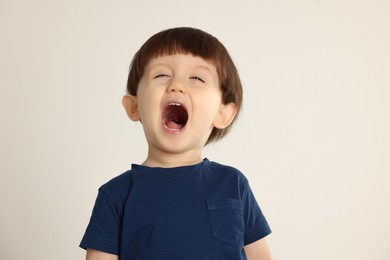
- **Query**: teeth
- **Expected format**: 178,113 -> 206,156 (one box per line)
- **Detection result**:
169,103 -> 181,106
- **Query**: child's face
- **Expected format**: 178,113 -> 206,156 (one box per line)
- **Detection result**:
125,54 -> 235,157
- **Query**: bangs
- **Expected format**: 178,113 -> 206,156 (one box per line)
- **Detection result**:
141,27 -> 220,64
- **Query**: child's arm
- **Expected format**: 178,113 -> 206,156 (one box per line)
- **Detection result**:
86,249 -> 119,260
244,238 -> 274,260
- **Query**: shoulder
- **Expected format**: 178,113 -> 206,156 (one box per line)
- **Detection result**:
98,169 -> 134,205
206,160 -> 250,197
208,161 -> 249,183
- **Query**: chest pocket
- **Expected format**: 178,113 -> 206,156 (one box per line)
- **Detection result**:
207,198 -> 244,245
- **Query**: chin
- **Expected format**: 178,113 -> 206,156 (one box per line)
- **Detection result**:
155,140 -> 195,155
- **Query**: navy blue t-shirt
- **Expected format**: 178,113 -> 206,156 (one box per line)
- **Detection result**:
80,159 -> 271,259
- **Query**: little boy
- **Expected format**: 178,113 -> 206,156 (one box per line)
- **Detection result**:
80,27 -> 272,260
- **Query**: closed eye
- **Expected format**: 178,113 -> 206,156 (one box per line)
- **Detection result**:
154,74 -> 171,79
190,76 -> 205,83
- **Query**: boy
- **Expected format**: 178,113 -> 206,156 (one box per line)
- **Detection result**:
80,27 -> 273,260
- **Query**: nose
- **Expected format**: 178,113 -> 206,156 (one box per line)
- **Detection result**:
166,79 -> 187,94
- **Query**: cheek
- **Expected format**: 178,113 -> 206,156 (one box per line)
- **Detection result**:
139,103 -> 159,123
194,92 -> 222,121
137,92 -> 160,123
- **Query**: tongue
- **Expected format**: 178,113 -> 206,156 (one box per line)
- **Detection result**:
166,120 -> 183,130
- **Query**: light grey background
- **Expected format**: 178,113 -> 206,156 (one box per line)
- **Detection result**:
1,0 -> 389,259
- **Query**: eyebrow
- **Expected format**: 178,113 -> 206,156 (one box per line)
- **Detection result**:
194,64 -> 212,72
149,62 -> 213,72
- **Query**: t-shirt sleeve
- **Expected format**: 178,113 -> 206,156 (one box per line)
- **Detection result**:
79,187 -> 121,255
242,179 -> 272,245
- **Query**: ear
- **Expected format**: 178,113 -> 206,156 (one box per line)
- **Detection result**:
122,95 -> 140,121
213,103 -> 237,129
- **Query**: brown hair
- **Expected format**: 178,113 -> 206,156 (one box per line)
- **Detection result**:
127,27 -> 243,144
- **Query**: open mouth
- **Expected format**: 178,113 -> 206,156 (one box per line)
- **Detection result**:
162,102 -> 188,132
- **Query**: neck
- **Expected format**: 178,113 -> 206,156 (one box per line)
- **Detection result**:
142,147 -> 203,168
